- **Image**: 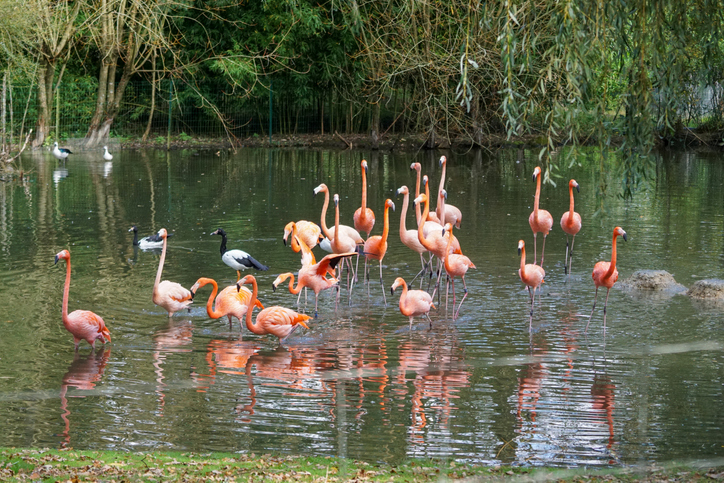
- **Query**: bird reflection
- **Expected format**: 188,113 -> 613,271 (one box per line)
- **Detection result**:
591,364 -> 616,459
152,319 -> 194,415
516,333 -> 549,425
103,161 -> 113,178
59,348 -> 111,448
53,167 -> 68,185
395,334 -> 471,443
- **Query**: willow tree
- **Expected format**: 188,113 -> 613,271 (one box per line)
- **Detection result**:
29,0 -> 83,147
83,0 -> 174,147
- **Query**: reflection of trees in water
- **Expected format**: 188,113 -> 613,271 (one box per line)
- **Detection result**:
59,348 -> 111,448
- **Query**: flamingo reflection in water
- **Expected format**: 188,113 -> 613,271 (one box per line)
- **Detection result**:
59,348 -> 111,448
393,334 -> 471,444
152,319 -> 194,415
591,366 -> 616,461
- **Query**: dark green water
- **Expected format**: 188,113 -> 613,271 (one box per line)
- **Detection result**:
0,147 -> 722,466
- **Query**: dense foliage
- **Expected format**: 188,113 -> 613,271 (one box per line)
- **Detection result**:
0,0 -> 722,177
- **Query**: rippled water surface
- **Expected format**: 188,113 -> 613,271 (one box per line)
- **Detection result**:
0,148 -> 722,466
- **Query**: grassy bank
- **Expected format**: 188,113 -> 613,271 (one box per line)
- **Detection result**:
1,448 -> 722,482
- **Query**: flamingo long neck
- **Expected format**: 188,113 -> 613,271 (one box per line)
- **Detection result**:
333,199 -> 341,247
444,228 -> 454,262
414,168 -> 422,224
436,161 -> 447,220
605,234 -> 619,279
398,281 -> 409,309
381,203 -> 391,242
153,235 -> 168,297
282,273 -> 304,295
296,234 -> 316,266
244,278 -> 267,335
319,189 -> 332,239
417,196 -> 434,252
361,166 -> 368,210
534,172 -> 542,220
62,256 -> 71,323
568,184 -> 576,219
519,245 -> 527,274
399,192 -> 409,237
203,279 -> 224,319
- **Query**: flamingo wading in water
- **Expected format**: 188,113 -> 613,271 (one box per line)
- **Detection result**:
396,185 -> 430,281
442,223 -> 476,320
560,179 -> 582,275
518,240 -> 545,330
529,166 -> 553,267
189,277 -> 263,331
436,156 -> 462,228
237,275 -> 312,344
586,226 -> 628,334
363,198 -> 395,304
54,250 -> 111,350
391,277 -> 435,330
152,228 -> 194,317
354,159 -> 375,238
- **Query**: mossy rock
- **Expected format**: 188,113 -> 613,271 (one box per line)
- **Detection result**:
619,270 -> 687,293
686,279 -> 724,299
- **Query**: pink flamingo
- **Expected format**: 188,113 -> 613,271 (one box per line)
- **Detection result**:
363,198 -> 395,304
189,277 -> 263,330
411,161 -> 441,224
313,182 -> 363,252
353,159 -> 375,238
237,275 -> 312,343
436,156 -> 462,228
152,228 -> 194,316
586,226 -> 628,333
560,179 -> 582,274
273,239 -> 354,317
391,277 -> 435,330
442,223 -> 476,319
529,166 -> 553,267
54,249 -> 111,350
283,220 -> 321,252
518,240 -> 545,330
396,185 -> 430,279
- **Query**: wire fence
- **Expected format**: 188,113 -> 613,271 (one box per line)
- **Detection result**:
4,79 -> 409,145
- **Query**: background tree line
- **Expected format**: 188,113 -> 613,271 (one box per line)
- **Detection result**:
0,0 -> 722,171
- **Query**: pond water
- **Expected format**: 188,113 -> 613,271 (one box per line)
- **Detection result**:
0,147 -> 722,467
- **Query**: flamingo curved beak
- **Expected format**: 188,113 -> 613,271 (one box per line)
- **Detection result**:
236,282 -> 242,293
623,232 -> 628,242
390,287 -> 395,296
272,283 -> 277,292
518,247 -> 522,256
576,184 -> 580,193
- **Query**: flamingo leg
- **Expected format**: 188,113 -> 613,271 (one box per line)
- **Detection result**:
431,259 -> 444,302
568,236 -> 576,275
445,275 -> 450,318
228,315 -> 233,330
528,286 -> 535,331
450,276 -> 456,320
410,253 -> 429,285
540,234 -> 548,269
314,294 -> 319,319
564,235 -> 570,275
533,233 -> 538,265
602,287 -> 611,336
379,260 -> 387,305
409,316 -> 414,330
586,287 -> 600,332
455,277 -> 468,320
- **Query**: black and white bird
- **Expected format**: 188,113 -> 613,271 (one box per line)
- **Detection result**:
211,228 -> 268,281
129,225 -> 171,250
103,146 -> 113,160
52,142 -> 72,161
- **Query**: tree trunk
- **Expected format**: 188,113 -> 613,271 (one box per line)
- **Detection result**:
143,50 -> 157,141
33,60 -> 55,147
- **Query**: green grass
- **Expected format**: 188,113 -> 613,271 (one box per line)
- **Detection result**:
0,448 -> 722,482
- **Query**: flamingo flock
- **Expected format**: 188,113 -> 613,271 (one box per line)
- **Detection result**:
52,158 -> 628,350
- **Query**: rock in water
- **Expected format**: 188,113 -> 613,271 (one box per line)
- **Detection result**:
619,270 -> 686,293
686,279 -> 724,299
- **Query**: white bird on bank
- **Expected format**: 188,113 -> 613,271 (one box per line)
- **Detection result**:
103,146 -> 113,160
52,142 -> 72,161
